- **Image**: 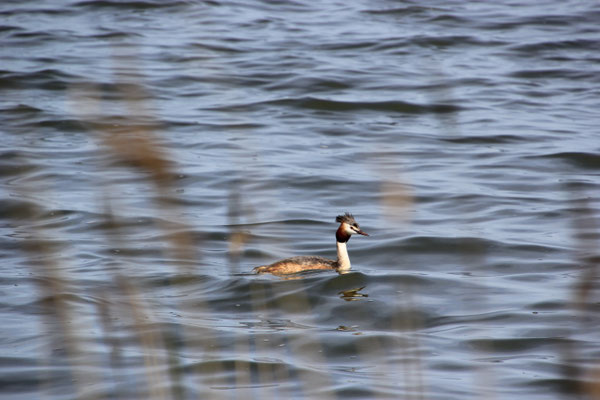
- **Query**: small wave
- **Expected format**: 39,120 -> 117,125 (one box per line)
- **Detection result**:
208,96 -> 462,114
73,0 -> 189,10
533,152 -> 600,170
0,68 -> 80,91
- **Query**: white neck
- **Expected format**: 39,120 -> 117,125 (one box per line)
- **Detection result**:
336,240 -> 351,271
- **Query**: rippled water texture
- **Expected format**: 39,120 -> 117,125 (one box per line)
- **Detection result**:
2,0 -> 600,399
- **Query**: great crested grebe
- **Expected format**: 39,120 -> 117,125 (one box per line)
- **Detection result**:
253,213 -> 369,275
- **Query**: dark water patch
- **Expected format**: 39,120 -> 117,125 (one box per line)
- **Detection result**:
522,377 -> 582,396
92,30 -> 144,40
0,367 -> 45,396
0,69 -> 80,91
528,300 -> 568,312
509,68 -> 598,82
467,336 -> 572,355
533,152 -> 600,170
179,357 -> 310,396
324,385 -> 384,400
511,39 -> 600,54
0,3 -> 77,16
411,34 -> 507,50
0,197 -> 45,220
517,89 -> 558,99
441,133 -> 529,145
472,10 -> 598,31
32,118 -> 89,133
173,121 -> 265,130
427,13 -> 473,26
3,30 -> 78,49
395,236 -> 500,255
74,0 -> 189,10
362,5 -> 439,17
316,39 -> 386,52
283,97 -> 462,114
265,75 -> 354,92
2,104 -> 46,127
0,25 -> 22,33
190,41 -> 250,54
207,96 -> 463,114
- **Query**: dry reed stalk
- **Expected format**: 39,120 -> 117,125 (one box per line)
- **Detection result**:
394,289 -> 427,400
14,167 -> 101,399
564,183 -> 600,398
63,47 -> 209,398
99,203 -> 172,400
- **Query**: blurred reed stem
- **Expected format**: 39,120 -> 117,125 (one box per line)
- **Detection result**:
564,182 -> 600,398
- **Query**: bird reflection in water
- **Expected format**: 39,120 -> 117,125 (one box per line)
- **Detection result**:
338,286 -> 368,301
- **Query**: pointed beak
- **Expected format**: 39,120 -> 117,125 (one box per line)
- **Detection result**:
356,229 -> 369,236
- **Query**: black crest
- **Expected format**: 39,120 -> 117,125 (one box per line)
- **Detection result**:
336,212 -> 358,226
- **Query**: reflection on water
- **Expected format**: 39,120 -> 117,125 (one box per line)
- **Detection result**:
338,286 -> 369,301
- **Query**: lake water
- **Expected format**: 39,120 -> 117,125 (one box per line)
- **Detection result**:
1,0 -> 600,399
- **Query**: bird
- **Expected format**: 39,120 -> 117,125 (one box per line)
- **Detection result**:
253,213 -> 368,275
